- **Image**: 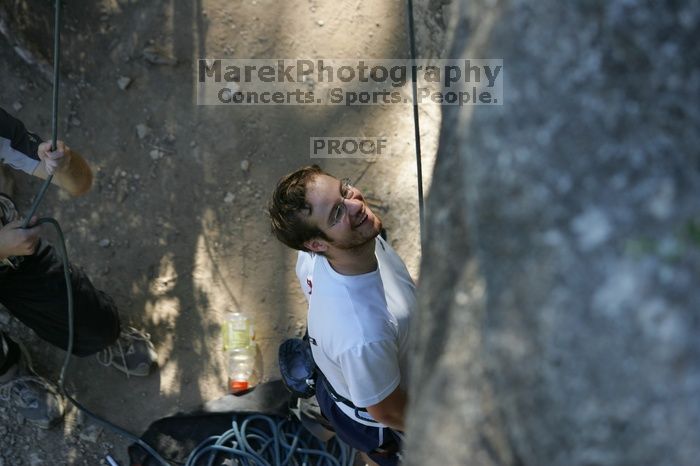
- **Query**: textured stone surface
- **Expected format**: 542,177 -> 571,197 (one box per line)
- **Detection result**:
405,1 -> 700,465
0,0 -> 54,78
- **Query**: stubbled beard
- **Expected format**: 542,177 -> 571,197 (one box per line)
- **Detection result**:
328,214 -> 382,251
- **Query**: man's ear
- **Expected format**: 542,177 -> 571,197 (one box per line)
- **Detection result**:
304,238 -> 328,253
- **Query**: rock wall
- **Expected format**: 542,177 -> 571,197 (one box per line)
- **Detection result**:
405,1 -> 700,465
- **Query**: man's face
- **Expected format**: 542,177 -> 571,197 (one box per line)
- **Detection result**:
304,174 -> 382,252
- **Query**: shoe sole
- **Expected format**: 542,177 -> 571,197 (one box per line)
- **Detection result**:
7,340 -> 66,429
109,361 -> 157,377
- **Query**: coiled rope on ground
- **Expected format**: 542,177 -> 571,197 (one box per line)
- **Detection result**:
184,414 -> 356,466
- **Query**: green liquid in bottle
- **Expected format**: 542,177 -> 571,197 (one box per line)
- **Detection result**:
223,315 -> 251,351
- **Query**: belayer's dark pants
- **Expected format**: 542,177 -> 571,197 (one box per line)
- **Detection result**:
0,239 -> 121,373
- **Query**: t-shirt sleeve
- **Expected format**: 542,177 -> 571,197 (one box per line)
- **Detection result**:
0,107 -> 41,175
338,339 -> 401,408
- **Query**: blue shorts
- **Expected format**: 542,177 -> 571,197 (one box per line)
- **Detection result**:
315,375 -> 401,466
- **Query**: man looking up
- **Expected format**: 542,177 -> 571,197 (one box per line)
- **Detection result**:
269,165 -> 416,465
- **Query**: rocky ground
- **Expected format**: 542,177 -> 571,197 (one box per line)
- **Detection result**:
0,0 -> 441,464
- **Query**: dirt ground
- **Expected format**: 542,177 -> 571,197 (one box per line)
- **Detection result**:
0,0 -> 439,464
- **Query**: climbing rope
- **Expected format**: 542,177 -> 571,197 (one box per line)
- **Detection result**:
406,0 -> 425,242
22,0 -> 61,227
16,1 -> 172,465
184,414 -> 356,466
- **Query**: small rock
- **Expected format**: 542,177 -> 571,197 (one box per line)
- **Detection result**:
150,149 -> 164,160
190,140 -> 197,148
79,424 -> 103,443
240,159 -> 250,172
316,20 -> 325,26
224,192 -> 236,203
117,76 -> 132,90
12,101 -> 22,112
98,238 -> 111,248
136,124 -> 151,140
116,184 -> 129,203
142,45 -> 177,65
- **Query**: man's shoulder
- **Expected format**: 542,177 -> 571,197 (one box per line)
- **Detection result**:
376,236 -> 416,286
375,236 -> 408,268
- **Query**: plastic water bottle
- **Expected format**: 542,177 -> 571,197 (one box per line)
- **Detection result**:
222,312 -> 257,394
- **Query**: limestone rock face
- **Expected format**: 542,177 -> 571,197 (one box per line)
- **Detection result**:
405,1 -> 700,465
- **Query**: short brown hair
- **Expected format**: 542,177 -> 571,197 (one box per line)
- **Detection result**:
269,165 -> 331,251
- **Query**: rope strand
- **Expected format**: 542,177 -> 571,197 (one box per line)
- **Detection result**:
406,0 -> 425,243
22,0 -> 61,227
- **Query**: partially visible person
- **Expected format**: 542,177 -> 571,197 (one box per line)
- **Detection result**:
269,165 -> 416,465
0,107 -> 158,429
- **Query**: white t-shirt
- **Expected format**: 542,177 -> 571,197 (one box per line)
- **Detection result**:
296,236 -> 416,426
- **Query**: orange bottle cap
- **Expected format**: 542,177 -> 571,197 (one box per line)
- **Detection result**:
229,380 -> 249,393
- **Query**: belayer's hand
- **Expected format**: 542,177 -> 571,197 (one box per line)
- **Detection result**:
0,217 -> 40,259
37,140 -> 73,176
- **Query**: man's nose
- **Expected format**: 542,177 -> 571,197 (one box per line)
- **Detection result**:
346,198 -> 364,216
